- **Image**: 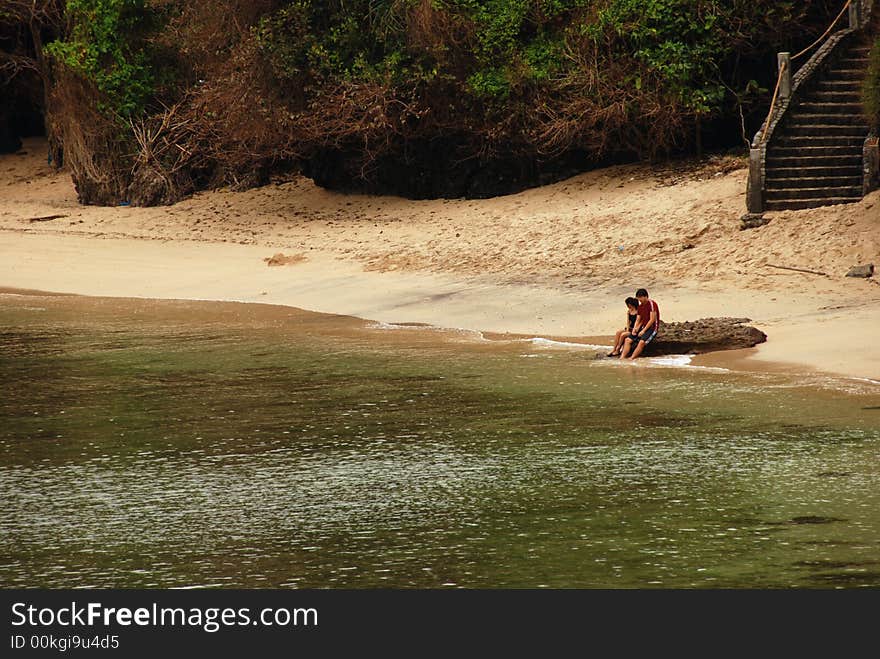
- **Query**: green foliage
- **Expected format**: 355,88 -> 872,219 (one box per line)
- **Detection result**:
581,0 -> 821,118
457,0 -> 530,60
255,1 -> 582,99
467,66 -> 513,97
45,0 -> 158,118
254,2 -> 316,80
589,0 -> 726,114
451,0 -> 580,98
255,1 -> 426,84
47,0 -> 837,169
249,0 -> 833,126
864,37 -> 880,131
523,34 -> 566,81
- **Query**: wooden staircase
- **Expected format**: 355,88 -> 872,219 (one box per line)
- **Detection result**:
747,1 -> 878,213
764,41 -> 872,210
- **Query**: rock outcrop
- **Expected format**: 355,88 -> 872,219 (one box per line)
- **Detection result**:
641,317 -> 767,356
846,264 -> 874,278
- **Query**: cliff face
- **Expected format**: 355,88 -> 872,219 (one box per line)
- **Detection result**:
0,1 -> 851,205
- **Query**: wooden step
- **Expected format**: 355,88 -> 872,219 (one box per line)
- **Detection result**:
765,155 -> 863,168
782,124 -> 869,137
816,80 -> 863,90
765,185 -> 862,200
764,164 -> 863,178
774,135 -> 866,148
807,90 -> 863,102
825,68 -> 867,80
837,57 -> 868,66
796,102 -> 865,113
788,111 -> 868,124
768,143 -> 862,155
762,175 -> 863,189
764,197 -> 861,211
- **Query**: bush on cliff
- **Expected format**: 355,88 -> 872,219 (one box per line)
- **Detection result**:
19,0 -> 848,203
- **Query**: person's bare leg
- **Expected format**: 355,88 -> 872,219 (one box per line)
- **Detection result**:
609,330 -> 624,356
620,337 -> 633,359
627,340 -> 647,360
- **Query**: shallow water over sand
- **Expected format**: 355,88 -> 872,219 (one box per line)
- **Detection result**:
1,293 -> 879,588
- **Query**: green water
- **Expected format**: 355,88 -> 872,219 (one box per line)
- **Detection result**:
1,293 -> 879,589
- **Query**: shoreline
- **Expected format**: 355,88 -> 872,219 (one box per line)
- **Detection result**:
1,231 -> 877,384
2,138 -> 879,382
3,282 -> 878,390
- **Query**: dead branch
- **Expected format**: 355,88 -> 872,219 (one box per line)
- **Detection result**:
26,214 -> 67,222
766,263 -> 828,276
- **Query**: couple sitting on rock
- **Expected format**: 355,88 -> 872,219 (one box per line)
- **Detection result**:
608,288 -> 660,360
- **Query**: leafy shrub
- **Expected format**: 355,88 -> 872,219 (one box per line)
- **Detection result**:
255,1 -> 426,85
36,0 -> 849,202
45,0 -> 158,118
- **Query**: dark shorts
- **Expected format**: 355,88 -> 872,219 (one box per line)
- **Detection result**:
629,328 -> 658,344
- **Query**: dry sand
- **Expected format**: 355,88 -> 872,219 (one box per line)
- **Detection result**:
2,137 -> 879,380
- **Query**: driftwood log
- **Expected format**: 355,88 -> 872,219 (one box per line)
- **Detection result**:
640,317 -> 767,356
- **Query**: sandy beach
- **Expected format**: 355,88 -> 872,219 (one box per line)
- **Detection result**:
2,137 -> 879,380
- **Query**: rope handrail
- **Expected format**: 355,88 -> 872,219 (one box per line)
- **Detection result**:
761,60 -> 787,144
792,0 -> 852,61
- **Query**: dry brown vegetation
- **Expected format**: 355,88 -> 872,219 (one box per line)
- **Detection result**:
1,0 -> 859,204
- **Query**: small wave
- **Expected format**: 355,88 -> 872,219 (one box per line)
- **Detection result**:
368,321 -> 486,341
649,354 -> 693,367
518,337 -> 607,351
850,377 -> 880,387
645,354 -> 729,372
368,321 -> 430,331
367,320 -> 430,330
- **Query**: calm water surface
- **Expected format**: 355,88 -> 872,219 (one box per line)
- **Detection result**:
1,293 -> 879,588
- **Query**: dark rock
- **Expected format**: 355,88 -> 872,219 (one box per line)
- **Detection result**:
302,138 -> 598,199
641,317 -> 767,356
845,264 -> 874,278
740,213 -> 769,230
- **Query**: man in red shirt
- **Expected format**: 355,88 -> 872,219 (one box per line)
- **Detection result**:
620,288 -> 660,360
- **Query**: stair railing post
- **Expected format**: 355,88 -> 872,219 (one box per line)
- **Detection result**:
849,1 -> 861,28
747,148 -> 764,214
777,52 -> 792,100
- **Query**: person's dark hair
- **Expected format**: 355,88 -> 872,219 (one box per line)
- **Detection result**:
635,288 -> 649,298
625,297 -> 639,309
